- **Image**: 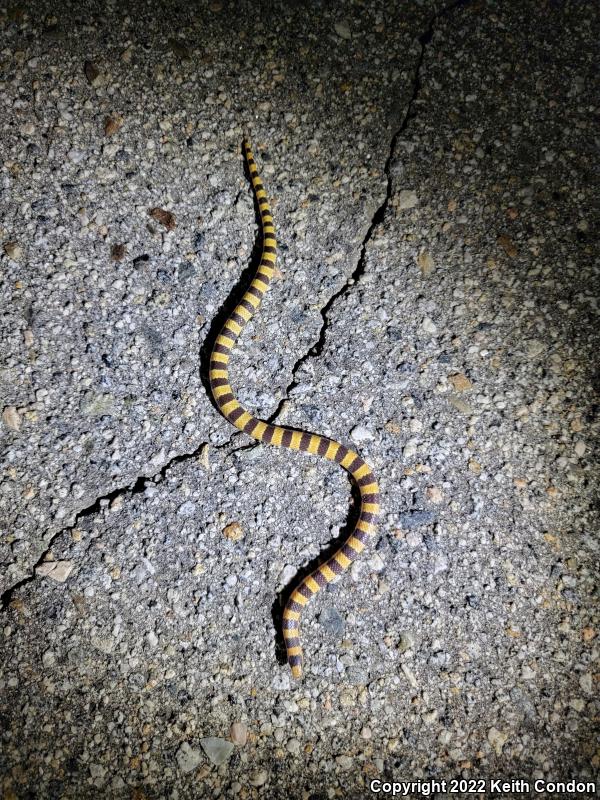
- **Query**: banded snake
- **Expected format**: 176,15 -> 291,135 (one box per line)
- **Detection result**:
209,138 -> 380,678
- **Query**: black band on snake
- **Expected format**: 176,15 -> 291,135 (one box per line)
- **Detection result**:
209,138 -> 381,678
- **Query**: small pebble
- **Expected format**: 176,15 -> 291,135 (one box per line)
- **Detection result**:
3,242 -> 22,261
521,665 -> 536,679
67,149 -> 86,164
433,554 -> 448,575
447,395 -> 473,414
200,737 -> 234,765
336,754 -> 353,770
570,697 -> 585,712
334,20 -> 351,40
397,189 -> 419,209
248,769 -> 268,787
230,721 -> 248,746
487,727 -> 508,755
350,424 -> 374,444
368,553 -> 385,572
286,738 -> 301,755
178,501 -> 196,517
176,742 -> 203,774
421,316 -> 437,334
401,663 -> 418,689
397,631 -> 415,653
35,560 -> 74,583
403,440 -> 417,459
425,486 -> 444,504
278,564 -> 297,587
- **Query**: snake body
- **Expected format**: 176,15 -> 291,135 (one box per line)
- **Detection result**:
209,139 -> 380,678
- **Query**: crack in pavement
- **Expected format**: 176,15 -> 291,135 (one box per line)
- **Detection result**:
1,0 -> 470,607
0,441 -> 208,611
227,0 -> 471,455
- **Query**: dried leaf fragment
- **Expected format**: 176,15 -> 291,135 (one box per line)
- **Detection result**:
149,207 -> 176,231
111,243 -> 127,261
120,45 -> 134,63
448,372 -> 472,392
417,250 -> 435,275
497,234 -> 518,258
223,522 -> 244,542
104,114 -> 124,136
84,60 -> 101,86
2,406 -> 21,431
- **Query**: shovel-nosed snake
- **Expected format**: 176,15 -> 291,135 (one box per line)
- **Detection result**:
209,138 -> 380,678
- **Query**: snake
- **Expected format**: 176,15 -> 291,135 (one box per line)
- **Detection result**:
209,138 -> 380,678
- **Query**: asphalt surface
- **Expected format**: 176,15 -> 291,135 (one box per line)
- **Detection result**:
1,1 -> 599,798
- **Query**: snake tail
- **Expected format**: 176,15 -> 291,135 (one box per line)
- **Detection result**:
209,137 -> 381,678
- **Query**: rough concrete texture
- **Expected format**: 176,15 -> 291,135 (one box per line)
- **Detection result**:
1,0 -> 599,798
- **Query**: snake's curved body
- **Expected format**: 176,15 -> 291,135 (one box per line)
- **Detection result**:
209,139 -> 380,678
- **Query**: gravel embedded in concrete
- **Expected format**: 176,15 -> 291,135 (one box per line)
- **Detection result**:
1,1 -> 599,797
